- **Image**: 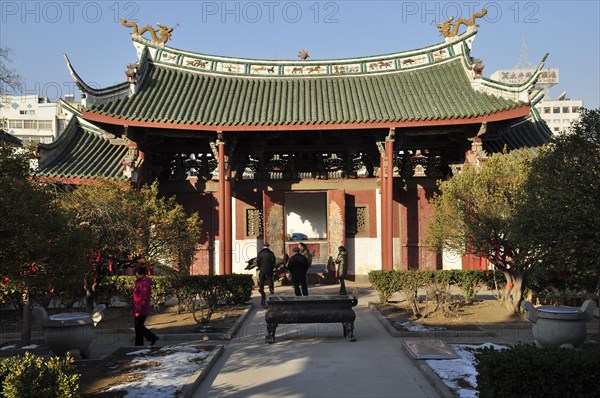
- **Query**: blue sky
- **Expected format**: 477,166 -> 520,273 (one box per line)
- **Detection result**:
1,1 -> 599,108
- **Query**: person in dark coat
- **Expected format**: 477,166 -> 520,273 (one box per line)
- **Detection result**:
297,242 -> 312,265
334,246 -> 348,295
287,247 -> 310,296
257,242 -> 276,308
133,266 -> 159,346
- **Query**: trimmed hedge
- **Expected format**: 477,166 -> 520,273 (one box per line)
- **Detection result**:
367,270 -> 402,303
368,269 -> 506,304
95,274 -> 253,311
0,352 -> 79,397
475,344 -> 600,398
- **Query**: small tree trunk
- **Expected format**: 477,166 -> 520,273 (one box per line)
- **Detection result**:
84,277 -> 98,313
596,275 -> 600,336
21,291 -> 32,345
501,273 -> 512,307
502,271 -> 525,313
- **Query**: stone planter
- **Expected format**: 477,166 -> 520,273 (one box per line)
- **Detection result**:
33,306 -> 105,358
521,300 -> 596,348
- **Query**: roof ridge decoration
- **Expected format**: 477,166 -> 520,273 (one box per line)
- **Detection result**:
437,8 -> 488,38
131,29 -> 478,79
121,19 -> 174,46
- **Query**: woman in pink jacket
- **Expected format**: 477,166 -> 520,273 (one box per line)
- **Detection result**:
133,266 -> 159,346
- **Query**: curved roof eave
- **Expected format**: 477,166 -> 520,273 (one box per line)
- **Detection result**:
63,53 -> 130,97
83,105 -> 531,132
82,55 -> 530,128
35,117 -> 130,181
480,53 -> 550,94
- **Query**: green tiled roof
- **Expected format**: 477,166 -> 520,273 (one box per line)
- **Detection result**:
0,131 -> 22,146
35,118 -> 129,181
484,107 -> 552,153
88,58 -> 525,127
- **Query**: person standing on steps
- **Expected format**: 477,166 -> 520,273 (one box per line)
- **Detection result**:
257,242 -> 276,309
287,247 -> 310,296
298,242 -> 312,266
298,241 -> 312,288
335,246 -> 348,295
133,266 -> 159,346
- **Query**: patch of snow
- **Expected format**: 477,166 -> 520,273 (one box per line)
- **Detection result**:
396,321 -> 447,332
126,349 -> 152,356
160,346 -> 199,353
108,346 -> 211,397
0,345 -> 17,350
426,343 -> 507,398
20,344 -> 39,349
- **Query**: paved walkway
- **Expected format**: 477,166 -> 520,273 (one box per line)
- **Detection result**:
192,282 -> 441,398
4,281 -> 598,397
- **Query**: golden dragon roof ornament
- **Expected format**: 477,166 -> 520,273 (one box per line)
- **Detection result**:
121,19 -> 173,45
437,8 -> 487,38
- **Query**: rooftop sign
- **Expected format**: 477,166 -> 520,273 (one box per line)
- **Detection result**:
491,67 -> 559,86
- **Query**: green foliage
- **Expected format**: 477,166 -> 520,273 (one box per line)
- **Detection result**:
57,180 -> 202,310
451,270 -> 484,304
425,149 -> 537,311
481,270 -> 506,291
475,344 -> 600,398
191,275 -> 226,324
398,270 -> 431,317
0,352 -> 80,397
97,274 -> 252,320
368,270 -> 508,314
0,143 -> 90,342
368,270 -> 402,303
425,271 -> 453,315
222,274 -> 254,304
94,277 -> 123,307
51,277 -> 86,310
0,277 -> 20,308
0,143 -> 90,307
150,276 -> 174,310
426,150 -> 534,260
138,184 -> 203,275
92,276 -> 135,308
517,108 -> 600,294
171,274 -> 196,312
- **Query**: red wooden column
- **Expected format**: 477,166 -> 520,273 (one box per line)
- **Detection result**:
224,161 -> 232,274
380,129 -> 395,271
385,132 -> 395,270
217,133 -> 226,275
380,148 -> 388,269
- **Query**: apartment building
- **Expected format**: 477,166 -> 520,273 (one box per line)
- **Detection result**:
535,97 -> 584,135
0,94 -> 78,144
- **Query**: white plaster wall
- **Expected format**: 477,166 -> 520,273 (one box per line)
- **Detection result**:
213,239 -> 258,275
230,197 -> 257,275
285,192 -> 327,239
442,249 -> 463,270
232,238 -> 260,275
376,187 -> 381,241
393,236 -> 402,270
213,240 -> 220,275
347,237 -> 382,275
